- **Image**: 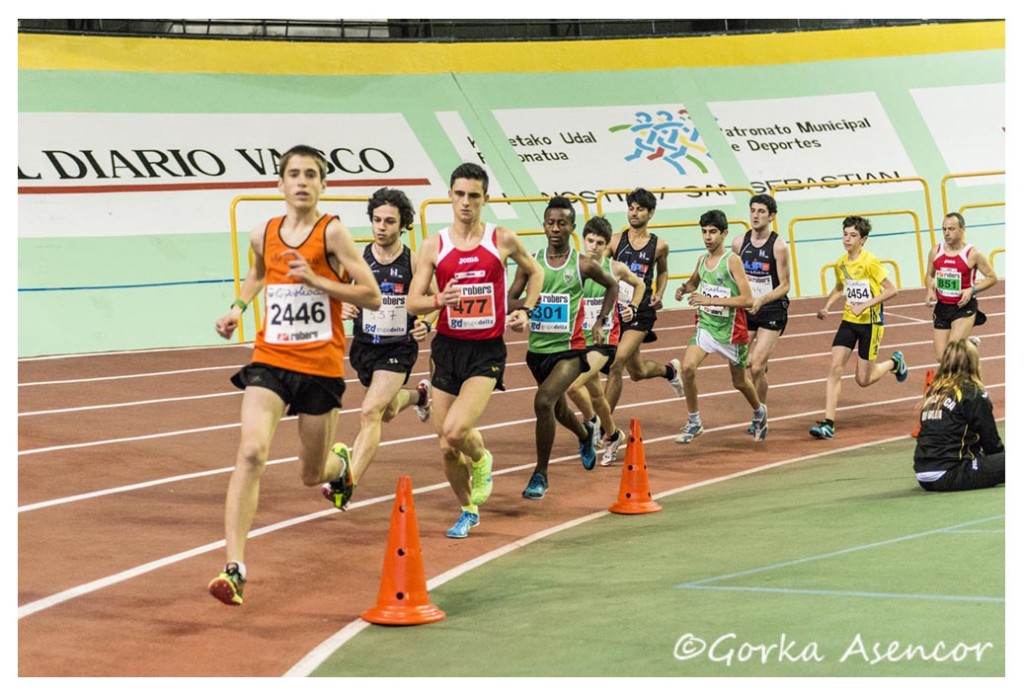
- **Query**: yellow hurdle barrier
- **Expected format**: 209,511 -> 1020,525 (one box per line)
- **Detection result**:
418,195 -> 591,246
820,260 -> 902,295
786,210 -> 924,297
594,186 -> 756,218
940,170 -> 1004,216
770,177 -> 936,295
615,219 -> 751,282
228,194 -> 371,343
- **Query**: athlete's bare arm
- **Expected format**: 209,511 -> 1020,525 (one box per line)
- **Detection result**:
651,237 -> 670,310
498,226 -> 543,331
924,246 -> 938,306
967,247 -> 998,304
285,218 -> 382,310
611,260 -> 643,323
216,223 -> 268,339
674,255 -> 704,301
580,255 -> 618,345
751,237 -> 791,314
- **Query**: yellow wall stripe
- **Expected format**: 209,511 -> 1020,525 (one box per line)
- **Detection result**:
19,21 -> 1003,75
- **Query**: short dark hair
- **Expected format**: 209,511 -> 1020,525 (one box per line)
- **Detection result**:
843,215 -> 872,237
367,187 -> 415,231
545,196 -> 576,225
699,209 -> 729,231
279,145 -> 328,181
749,193 -> 777,215
626,187 -> 657,211
449,162 -> 489,193
944,212 -> 966,229
582,215 -> 613,243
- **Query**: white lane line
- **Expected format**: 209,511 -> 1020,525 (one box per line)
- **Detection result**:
16,378 -> 1007,618
18,342 -> 253,362
16,292 -> 1005,384
18,398 -> 1004,622
19,365 -> 241,387
19,391 -> 241,417
17,341 -> 1004,454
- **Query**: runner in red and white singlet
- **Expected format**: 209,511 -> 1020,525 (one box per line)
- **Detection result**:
406,162 -> 543,540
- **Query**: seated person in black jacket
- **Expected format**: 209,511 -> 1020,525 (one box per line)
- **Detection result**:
914,338 -> 1004,492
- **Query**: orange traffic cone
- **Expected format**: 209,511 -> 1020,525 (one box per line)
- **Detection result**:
608,419 -> 662,515
910,369 -> 935,438
361,476 -> 445,626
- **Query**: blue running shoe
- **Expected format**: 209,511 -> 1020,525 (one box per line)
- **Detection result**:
809,421 -> 835,439
522,472 -> 549,500
579,421 -> 597,470
445,510 -> 480,539
891,351 -> 908,383
674,420 -> 703,444
752,405 -> 768,442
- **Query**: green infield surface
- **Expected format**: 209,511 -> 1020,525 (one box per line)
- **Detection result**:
309,432 -> 1005,677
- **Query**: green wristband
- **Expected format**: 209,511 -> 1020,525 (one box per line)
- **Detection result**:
232,299 -> 248,312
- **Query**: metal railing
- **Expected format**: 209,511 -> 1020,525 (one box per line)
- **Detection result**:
228,194 -> 374,342
18,18 -> 977,42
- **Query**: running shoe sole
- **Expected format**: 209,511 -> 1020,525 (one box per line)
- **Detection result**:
208,573 -> 244,606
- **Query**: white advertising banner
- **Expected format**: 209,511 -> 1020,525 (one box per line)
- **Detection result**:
910,83 -> 1005,185
707,93 -> 919,200
491,105 -> 734,214
435,110 -> 515,221
18,113 -> 446,237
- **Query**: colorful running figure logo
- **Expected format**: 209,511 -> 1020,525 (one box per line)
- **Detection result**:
612,109 -> 710,175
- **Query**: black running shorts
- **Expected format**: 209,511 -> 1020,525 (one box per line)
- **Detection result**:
832,320 -> 883,361
348,339 -> 419,388
526,349 -> 588,385
745,306 -> 789,335
230,362 -> 345,415
933,297 -> 986,331
429,332 -> 507,395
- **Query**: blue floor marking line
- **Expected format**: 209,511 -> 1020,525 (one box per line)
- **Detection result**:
675,515 -> 1004,589
677,584 -> 1004,603
19,278 -> 234,292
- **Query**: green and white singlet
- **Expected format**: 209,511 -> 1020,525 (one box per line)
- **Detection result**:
527,247 -> 587,353
695,250 -> 749,345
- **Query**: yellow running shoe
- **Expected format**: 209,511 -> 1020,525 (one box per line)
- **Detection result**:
470,449 -> 494,506
321,443 -> 355,510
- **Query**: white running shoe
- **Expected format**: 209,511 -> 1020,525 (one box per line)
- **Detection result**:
601,429 -> 626,466
589,417 -> 602,452
667,358 -> 685,398
675,420 -> 704,444
414,379 -> 432,422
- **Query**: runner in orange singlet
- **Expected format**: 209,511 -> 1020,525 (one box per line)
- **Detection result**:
208,145 -> 381,606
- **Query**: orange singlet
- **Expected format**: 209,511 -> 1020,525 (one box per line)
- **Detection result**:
251,214 -> 346,377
